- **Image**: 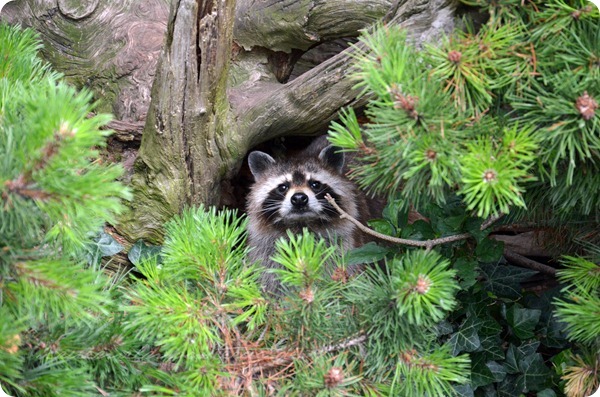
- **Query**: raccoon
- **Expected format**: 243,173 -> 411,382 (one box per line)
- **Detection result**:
246,143 -> 363,293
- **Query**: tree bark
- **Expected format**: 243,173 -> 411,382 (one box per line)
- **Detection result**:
3,0 -> 457,243
234,0 -> 394,52
1,0 -> 169,127
117,0 -> 239,241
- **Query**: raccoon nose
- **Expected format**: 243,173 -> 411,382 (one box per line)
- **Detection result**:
291,192 -> 309,207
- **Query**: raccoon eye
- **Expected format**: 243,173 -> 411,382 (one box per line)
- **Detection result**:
277,183 -> 289,193
309,180 -> 322,190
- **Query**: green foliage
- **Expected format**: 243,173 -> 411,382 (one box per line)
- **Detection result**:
510,69 -> 599,184
329,25 -> 541,218
391,250 -> 459,326
117,206 -> 472,395
105,2 -> 597,394
4,0 -> 599,395
554,255 -> 600,344
0,23 -> 140,396
391,346 -> 470,397
0,41 -> 129,253
331,1 -> 598,220
329,5 -> 600,394
425,21 -> 524,114
292,353 -> 378,396
0,24 -> 56,83
271,229 -> 337,288
122,206 -> 263,394
160,205 -> 248,285
365,197 -> 571,396
459,125 -> 538,217
124,206 -> 251,368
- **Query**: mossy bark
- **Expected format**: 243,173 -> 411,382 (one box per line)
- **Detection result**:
1,0 -> 169,127
117,0 -> 239,242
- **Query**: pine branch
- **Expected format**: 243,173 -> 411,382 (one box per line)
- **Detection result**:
324,194 -> 501,250
3,175 -> 52,202
2,126 -> 76,204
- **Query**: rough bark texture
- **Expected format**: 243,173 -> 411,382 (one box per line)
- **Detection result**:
3,0 -> 458,243
117,0 -> 239,241
234,0 -> 394,52
1,0 -> 169,129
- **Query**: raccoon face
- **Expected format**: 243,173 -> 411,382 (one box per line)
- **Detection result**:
263,169 -> 335,223
248,146 -> 353,228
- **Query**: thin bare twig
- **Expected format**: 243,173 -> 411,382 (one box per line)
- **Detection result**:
317,333 -> 367,355
481,212 -> 505,230
231,332 -> 368,383
324,194 -> 502,250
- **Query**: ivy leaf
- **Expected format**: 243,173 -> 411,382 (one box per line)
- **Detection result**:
435,214 -> 466,235
498,374 -> 524,397
346,242 -> 390,265
539,315 -> 569,349
95,231 -> 124,256
470,353 -> 495,389
476,238 -> 504,263
454,257 -> 479,289
504,344 -> 520,374
517,340 -> 540,357
522,286 -> 560,321
478,334 -> 504,361
517,353 -> 551,392
522,286 -> 568,348
411,219 -> 436,240
537,389 -> 557,397
449,316 -> 481,355
471,356 -> 510,390
504,343 -> 550,392
480,384 -> 497,397
505,305 -> 541,339
465,217 -> 489,243
382,198 -> 409,229
505,341 -> 542,374
467,300 -> 502,336
85,230 -> 124,265
453,384 -> 474,397
435,320 -> 454,336
128,240 -> 162,266
480,263 -> 537,298
486,361 -> 508,383
368,218 -> 396,236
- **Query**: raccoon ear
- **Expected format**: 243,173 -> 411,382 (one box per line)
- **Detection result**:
248,151 -> 276,178
318,145 -> 345,173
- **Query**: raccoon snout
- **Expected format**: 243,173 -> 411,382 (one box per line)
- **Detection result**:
291,192 -> 309,208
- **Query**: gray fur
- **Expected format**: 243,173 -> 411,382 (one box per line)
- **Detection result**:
248,151 -> 276,178
318,145 -> 345,173
246,144 -> 362,294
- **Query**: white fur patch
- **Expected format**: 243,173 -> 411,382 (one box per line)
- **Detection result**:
279,187 -> 323,219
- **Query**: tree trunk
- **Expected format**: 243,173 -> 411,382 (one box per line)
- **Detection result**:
117,0 -> 239,241
2,0 -> 457,243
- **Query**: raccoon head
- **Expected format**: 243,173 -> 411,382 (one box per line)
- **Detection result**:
247,145 -> 354,229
